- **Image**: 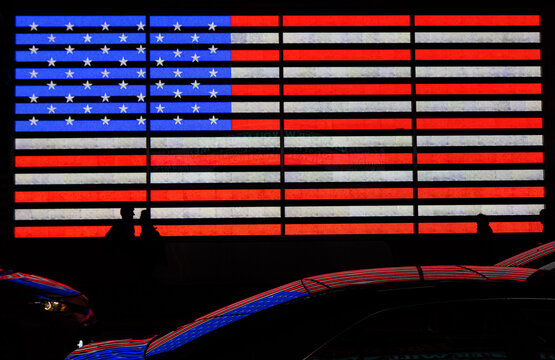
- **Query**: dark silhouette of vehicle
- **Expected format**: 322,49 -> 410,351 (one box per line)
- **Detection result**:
0,268 -> 96,360
65,265 -> 555,360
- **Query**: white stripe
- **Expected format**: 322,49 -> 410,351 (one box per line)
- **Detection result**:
284,32 -> 410,44
284,66 -> 411,78
419,204 -> 544,217
418,170 -> 544,182
285,136 -> 412,148
151,137 -> 279,149
285,205 -> 413,217
15,208 -> 146,221
285,171 -> 413,183
231,102 -> 279,113
418,135 -> 543,147
415,32 -> 540,43
231,33 -> 279,44
231,67 -> 279,78
416,66 -> 541,78
15,137 -> 146,150
15,173 -> 146,185
285,101 -> 411,113
151,172 -> 281,184
152,207 -> 280,219
416,101 -> 542,112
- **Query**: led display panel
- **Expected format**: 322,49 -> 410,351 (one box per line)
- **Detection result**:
13,15 -> 545,240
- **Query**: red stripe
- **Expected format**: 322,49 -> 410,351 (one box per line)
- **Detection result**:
284,118 -> 412,130
417,118 -> 543,129
420,222 -> 476,234
286,223 -> 414,235
420,222 -> 542,234
415,15 -> 540,26
418,186 -> 545,199
285,153 -> 412,165
415,49 -> 541,61
492,221 -> 542,233
416,83 -> 542,95
231,84 -> 280,96
232,119 -> 280,130
155,224 -> 281,236
417,152 -> 543,164
151,154 -> 280,166
284,84 -> 411,96
283,15 -> 410,27
284,49 -> 411,61
151,189 -> 280,201
230,16 -> 279,27
15,190 -> 146,203
231,50 -> 279,61
14,225 -> 141,238
15,155 -> 146,167
285,188 -> 413,200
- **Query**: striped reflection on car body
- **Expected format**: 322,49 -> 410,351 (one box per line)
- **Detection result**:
0,270 -> 80,296
64,265 -> 540,359
306,267 -> 421,293
66,338 -> 153,360
421,265 -> 536,282
146,280 -> 309,356
495,241 -> 555,267
146,266 -> 421,356
145,265 -> 538,357
468,266 -> 537,281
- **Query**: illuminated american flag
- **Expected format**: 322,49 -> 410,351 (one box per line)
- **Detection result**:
13,14 -> 545,240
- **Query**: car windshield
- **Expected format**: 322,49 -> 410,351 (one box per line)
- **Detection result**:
306,298 -> 555,360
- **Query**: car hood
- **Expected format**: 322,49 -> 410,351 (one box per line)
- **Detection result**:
0,269 -> 80,297
66,338 -> 154,360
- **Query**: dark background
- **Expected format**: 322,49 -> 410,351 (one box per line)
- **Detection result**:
0,0 -> 554,341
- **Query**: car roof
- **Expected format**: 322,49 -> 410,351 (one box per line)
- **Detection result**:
495,241 -> 555,267
144,265 -> 537,357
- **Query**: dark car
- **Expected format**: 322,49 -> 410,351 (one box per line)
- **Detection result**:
0,268 -> 96,360
66,265 -> 555,360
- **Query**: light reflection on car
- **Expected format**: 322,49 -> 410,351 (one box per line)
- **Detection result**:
0,268 -> 96,360
495,241 -> 555,269
66,265 -> 555,360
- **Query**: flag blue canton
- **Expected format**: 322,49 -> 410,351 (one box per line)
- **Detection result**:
15,15 -> 148,132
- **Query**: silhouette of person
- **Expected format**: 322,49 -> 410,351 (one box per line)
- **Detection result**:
540,208 -> 553,244
104,206 -> 137,315
476,213 -> 493,264
138,210 -> 165,305
105,206 -> 136,249
140,209 -> 160,243
139,210 -> 165,277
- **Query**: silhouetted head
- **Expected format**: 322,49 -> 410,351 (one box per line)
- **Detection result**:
140,209 -> 151,222
477,213 -> 489,225
540,208 -> 549,225
476,213 -> 492,234
120,206 -> 134,221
